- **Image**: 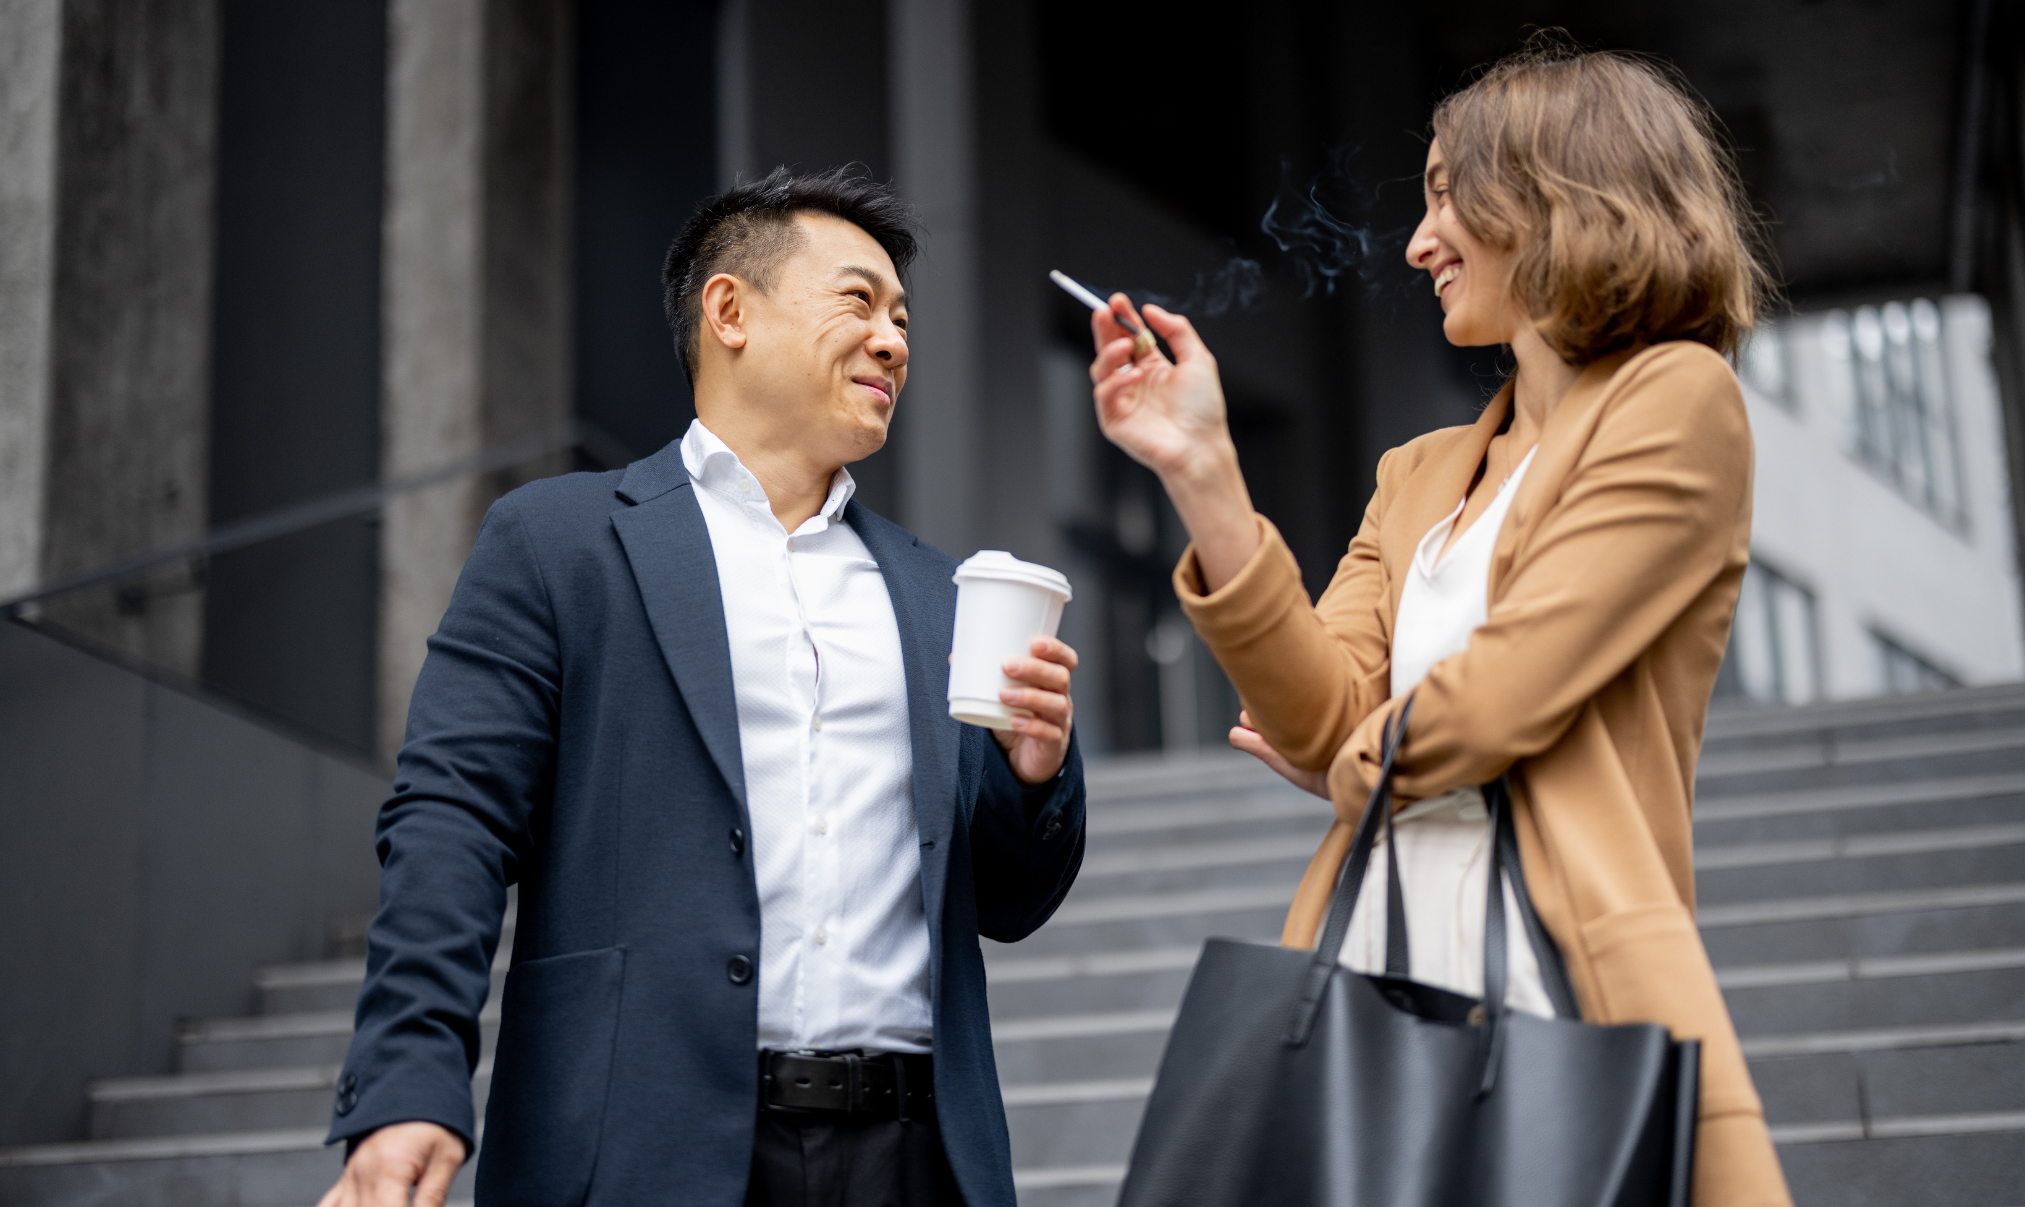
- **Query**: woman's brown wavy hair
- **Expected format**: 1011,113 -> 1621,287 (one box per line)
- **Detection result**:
1431,34 -> 1776,363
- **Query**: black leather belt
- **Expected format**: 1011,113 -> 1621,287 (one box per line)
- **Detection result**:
760,1049 -> 935,1121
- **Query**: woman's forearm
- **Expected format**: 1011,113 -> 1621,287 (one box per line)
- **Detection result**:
1160,443 -> 1261,593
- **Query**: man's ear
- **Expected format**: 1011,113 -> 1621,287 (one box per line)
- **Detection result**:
699,273 -> 749,351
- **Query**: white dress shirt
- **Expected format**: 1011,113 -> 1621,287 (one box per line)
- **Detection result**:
1338,446 -> 1556,1017
680,420 -> 933,1054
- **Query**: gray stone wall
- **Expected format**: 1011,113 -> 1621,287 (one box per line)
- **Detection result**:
37,0 -> 220,679
0,619 -> 385,1147
0,0 -> 61,602
376,0 -> 573,765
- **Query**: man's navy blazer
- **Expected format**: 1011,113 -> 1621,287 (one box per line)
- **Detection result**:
327,441 -> 1087,1207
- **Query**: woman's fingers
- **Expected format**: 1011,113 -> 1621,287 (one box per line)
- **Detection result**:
1229,722 -> 1330,799
1142,304 -> 1210,366
1088,333 -> 1139,383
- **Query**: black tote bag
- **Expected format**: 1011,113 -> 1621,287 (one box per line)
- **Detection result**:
1117,702 -> 1699,1207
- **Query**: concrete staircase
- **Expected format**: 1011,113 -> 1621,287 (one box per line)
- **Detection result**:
4,684 -> 2023,1205
1002,684 -> 2025,1207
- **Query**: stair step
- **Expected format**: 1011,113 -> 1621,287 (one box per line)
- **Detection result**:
1692,772 -> 2025,844
254,959 -> 508,1016
1774,1130 -> 2025,1207
85,1065 -> 496,1141
0,1129 -> 479,1207
1696,842 -> 2025,906
1752,1039 -> 2025,1125
1696,740 -> 2025,800
1697,723 -> 2025,782
1696,822 -> 2025,871
1007,1095 -> 1146,1172
1724,965 -> 2025,1036
1702,899 -> 2025,967
992,1010 -> 1174,1087
177,1009 -> 499,1074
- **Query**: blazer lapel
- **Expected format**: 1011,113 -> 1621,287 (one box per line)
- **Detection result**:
1488,349 -> 1637,599
847,500 -> 959,930
610,444 -> 748,812
1381,384 -> 1512,616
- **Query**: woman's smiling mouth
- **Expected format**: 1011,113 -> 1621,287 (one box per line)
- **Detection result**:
1434,262 -> 1461,297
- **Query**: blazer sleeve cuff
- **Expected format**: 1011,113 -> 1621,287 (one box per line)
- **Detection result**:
1173,515 -> 1308,650
325,1061 -> 478,1159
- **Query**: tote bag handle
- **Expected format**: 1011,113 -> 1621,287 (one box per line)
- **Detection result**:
1282,697 -> 1579,1050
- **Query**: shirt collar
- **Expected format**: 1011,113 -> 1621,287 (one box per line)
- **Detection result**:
679,418 -> 857,534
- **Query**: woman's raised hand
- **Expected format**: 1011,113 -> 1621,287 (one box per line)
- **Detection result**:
1089,299 -> 1233,482
1088,298 -> 1262,592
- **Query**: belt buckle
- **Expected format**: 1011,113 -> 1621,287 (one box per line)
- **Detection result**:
762,1048 -> 871,1116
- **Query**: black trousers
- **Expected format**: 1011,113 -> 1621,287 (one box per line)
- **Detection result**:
745,1108 -> 965,1207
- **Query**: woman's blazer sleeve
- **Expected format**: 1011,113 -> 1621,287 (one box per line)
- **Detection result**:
1330,347 -> 1752,805
1172,452 -> 1401,772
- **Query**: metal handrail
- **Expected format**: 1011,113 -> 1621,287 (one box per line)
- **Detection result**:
2,419 -> 640,615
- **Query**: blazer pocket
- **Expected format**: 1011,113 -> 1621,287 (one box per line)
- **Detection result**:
476,946 -> 626,1207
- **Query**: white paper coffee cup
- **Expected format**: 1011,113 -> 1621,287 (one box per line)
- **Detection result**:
947,551 -> 1073,729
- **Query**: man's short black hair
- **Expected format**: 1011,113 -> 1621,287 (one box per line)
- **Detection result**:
662,165 -> 921,385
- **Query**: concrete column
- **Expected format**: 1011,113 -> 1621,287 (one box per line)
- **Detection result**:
35,0 -> 220,678
889,0 -> 982,556
377,0 -> 571,765
0,0 -> 61,601
379,0 -> 486,764
971,0 -> 1051,566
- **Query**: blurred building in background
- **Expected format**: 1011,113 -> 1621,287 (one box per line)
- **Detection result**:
5,0 -> 2025,1183
3,0 -> 2024,765
1724,295 -> 2025,705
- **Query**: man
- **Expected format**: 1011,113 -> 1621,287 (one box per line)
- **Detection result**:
318,167 -> 1086,1207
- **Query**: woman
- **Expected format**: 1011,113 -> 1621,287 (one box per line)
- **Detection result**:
1086,42 -> 1790,1207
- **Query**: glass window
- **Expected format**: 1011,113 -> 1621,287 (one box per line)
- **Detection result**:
1722,560 -> 1822,706
1819,298 -> 1966,526
1872,630 -> 1961,695
1739,321 -> 1791,408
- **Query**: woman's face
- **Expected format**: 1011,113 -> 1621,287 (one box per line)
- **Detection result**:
1407,139 -> 1519,347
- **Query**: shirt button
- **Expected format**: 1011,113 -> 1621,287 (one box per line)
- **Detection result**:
739,478 -> 751,492
811,715 -> 823,731
815,818 -> 829,835
814,928 -> 828,946
787,537 -> 797,550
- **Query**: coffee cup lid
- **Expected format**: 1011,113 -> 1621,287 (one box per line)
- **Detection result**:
952,550 -> 1072,601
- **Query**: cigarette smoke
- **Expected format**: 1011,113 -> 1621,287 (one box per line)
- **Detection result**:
1135,150 -> 1409,318
1261,174 -> 1386,299
1140,257 -> 1266,318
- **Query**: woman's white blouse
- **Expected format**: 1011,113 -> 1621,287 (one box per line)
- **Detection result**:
1336,446 -> 1558,1017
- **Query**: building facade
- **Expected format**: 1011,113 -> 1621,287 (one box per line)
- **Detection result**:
1726,295 -> 2025,704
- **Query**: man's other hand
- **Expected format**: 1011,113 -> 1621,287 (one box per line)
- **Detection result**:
995,636 -> 1078,785
316,1121 -> 467,1207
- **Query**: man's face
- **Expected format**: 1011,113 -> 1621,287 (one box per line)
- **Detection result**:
732,213 -> 908,462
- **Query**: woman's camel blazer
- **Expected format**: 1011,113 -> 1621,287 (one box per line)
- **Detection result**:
1173,341 -> 1791,1207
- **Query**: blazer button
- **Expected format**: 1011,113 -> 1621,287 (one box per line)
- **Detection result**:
1042,818 -> 1062,841
334,1072 -> 359,1115
727,955 -> 753,985
729,827 -> 745,856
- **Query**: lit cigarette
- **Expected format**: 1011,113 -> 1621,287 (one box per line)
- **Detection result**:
1050,270 -> 1156,359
